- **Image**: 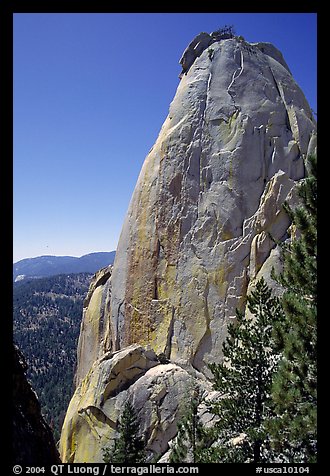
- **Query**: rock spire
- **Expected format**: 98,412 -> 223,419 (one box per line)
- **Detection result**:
60,33 -> 316,463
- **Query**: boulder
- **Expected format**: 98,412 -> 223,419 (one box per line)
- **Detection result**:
60,344 -> 213,462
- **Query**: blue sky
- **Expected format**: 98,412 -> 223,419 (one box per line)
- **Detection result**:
13,13 -> 317,263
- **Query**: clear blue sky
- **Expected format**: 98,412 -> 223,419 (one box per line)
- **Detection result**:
13,13 -> 317,263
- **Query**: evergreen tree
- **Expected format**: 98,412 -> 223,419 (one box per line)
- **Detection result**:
204,278 -> 285,463
269,155 -> 317,462
169,387 -> 208,463
103,401 -> 146,463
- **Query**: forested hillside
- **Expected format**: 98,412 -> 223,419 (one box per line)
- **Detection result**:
13,273 -> 92,441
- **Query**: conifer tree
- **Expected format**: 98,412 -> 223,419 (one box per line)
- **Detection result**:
103,401 -> 146,463
169,387 -> 208,463
269,155 -> 317,462
204,278 -> 285,463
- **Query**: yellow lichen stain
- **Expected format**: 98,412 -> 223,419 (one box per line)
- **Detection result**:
147,263 -> 178,353
176,264 -> 209,352
228,109 -> 239,129
125,169 -> 155,345
186,300 -> 207,342
208,264 -> 233,300
124,140 -> 180,348
69,426 -> 77,462
84,285 -> 103,348
75,431 -> 98,463
218,120 -> 231,144
60,362 -> 110,463
126,296 -> 149,347
78,369 -> 93,401
221,228 -> 234,241
149,304 -> 173,355
158,264 -> 177,301
60,401 -> 80,462
217,110 -> 241,152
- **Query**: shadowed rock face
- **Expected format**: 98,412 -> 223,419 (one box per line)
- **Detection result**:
60,34 -> 316,463
109,36 -> 316,369
13,346 -> 61,465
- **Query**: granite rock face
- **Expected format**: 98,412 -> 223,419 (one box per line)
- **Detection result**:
60,34 -> 316,462
75,266 -> 112,387
109,35 -> 316,369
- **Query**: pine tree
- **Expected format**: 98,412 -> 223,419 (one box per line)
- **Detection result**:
103,401 -> 146,463
169,387 -> 208,463
268,155 -> 317,462
204,278 -> 285,463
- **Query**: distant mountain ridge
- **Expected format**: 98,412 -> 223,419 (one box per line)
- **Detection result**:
13,251 -> 116,281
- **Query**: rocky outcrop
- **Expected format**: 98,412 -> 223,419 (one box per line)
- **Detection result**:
179,32 -> 214,77
108,35 -> 316,370
179,28 -> 236,78
60,33 -> 316,462
60,344 -> 213,462
75,266 -> 112,386
13,345 -> 61,464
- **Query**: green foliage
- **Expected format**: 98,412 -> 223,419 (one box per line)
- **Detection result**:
169,387 -> 208,463
157,352 -> 170,364
13,273 -> 92,440
208,48 -> 214,61
212,25 -> 236,39
268,155 -> 317,462
205,278 -> 285,463
103,402 -> 146,463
